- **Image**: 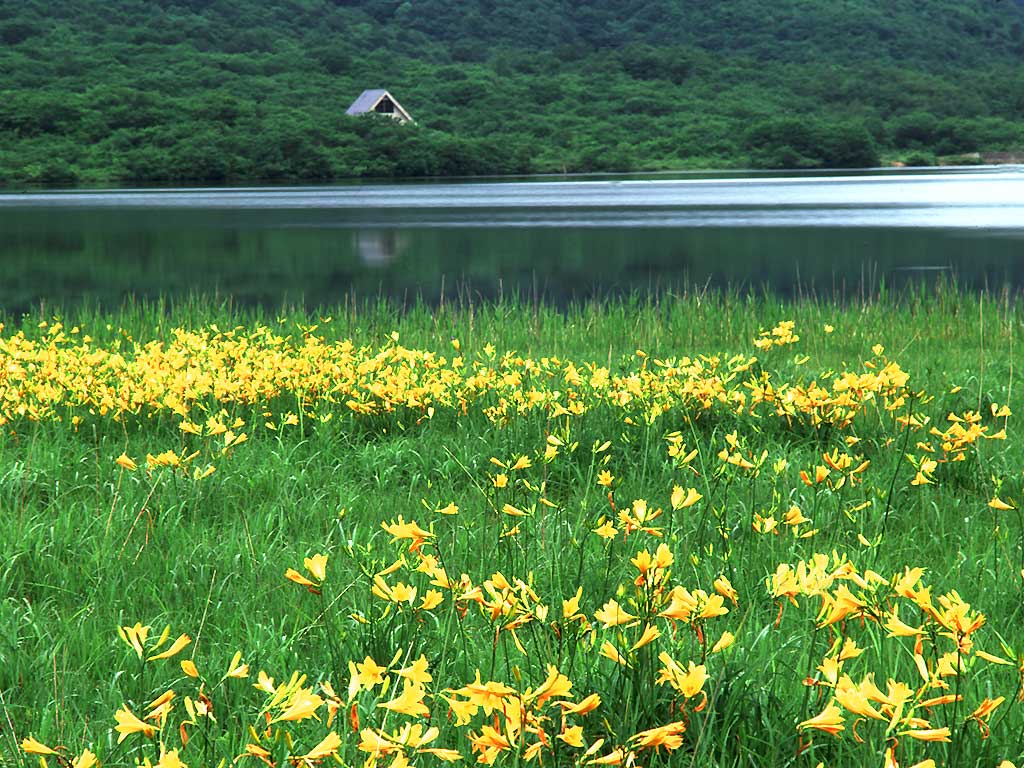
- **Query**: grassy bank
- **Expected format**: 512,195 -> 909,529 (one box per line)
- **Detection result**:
2,291 -> 1022,768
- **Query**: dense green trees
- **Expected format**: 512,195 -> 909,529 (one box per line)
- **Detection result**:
0,0 -> 1022,184
744,118 -> 880,170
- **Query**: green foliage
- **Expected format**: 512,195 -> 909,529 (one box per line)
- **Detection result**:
1,0 -> 1023,182
745,117 -> 879,169
1,292 -> 1021,767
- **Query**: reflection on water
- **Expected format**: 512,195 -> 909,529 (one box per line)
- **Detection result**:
1,170 -> 1022,313
355,230 -> 403,268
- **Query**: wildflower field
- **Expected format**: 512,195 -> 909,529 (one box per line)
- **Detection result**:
2,291 -> 1022,768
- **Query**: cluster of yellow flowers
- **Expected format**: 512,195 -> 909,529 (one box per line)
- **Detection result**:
25,538 -> 1020,768
908,406 -> 1010,486
0,321 -> 914,434
20,537 -> 722,768
753,320 -> 801,351
769,553 -> 1021,766
14,319 -> 1021,767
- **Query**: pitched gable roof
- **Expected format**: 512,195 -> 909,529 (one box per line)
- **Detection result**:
345,89 -> 413,123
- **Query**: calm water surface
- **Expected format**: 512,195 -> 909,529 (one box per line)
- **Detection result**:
2,169 -> 1023,312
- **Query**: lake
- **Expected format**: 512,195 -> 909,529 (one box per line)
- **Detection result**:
2,168 -> 1023,313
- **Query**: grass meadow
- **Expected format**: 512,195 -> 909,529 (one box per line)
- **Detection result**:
1,287 -> 1022,768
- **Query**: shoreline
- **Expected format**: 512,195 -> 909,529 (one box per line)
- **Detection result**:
3,162 -> 1023,195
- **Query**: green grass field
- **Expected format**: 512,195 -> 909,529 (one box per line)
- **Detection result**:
2,288 -> 1022,768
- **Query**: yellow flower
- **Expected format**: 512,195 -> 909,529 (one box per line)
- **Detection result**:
630,624 -> 661,651
594,599 -> 638,628
421,747 -> 463,762
659,586 -> 698,621
21,736 -> 58,755
205,417 -> 226,435
183,690 -> 215,725
145,690 -> 175,725
148,633 -> 191,661
180,659 -> 199,678
783,506 -> 809,526
901,727 -> 952,742
838,637 -> 863,661
178,419 -> 202,435
420,589 -> 444,610
834,676 -> 883,720
285,568 -> 316,588
629,721 -> 687,753
599,642 -> 629,666
713,575 -> 738,605
818,584 -> 866,627
374,580 -> 417,604
797,702 -> 844,736
502,503 -> 528,517
816,656 -> 841,686
989,496 -> 1015,511
379,681 -> 430,717
398,656 -> 433,686
255,669 -> 276,694
670,486 -> 702,510
357,726 -> 399,756
653,543 -> 673,568
382,516 -> 433,551
272,687 -> 324,723
118,622 -> 150,658
299,731 -> 342,760
697,593 -> 729,619
911,471 -> 932,486
147,450 -> 183,469
919,694 -> 960,708
711,631 -> 735,653
558,725 -> 585,748
155,747 -> 187,768
470,724 -> 512,753
656,653 -> 708,698
240,744 -> 272,762
355,656 -> 389,688
528,665 -> 573,707
114,705 -> 156,742
559,693 -> 601,715
225,650 -> 249,679
304,553 -> 328,582
511,455 -> 532,471
452,672 -> 515,715
563,586 -> 583,619
883,607 -> 924,637
115,453 -> 138,471
631,549 -> 653,575
975,650 -> 1013,666
969,696 -> 1004,723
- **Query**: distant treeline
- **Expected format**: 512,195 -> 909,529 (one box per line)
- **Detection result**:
2,0 -> 1023,184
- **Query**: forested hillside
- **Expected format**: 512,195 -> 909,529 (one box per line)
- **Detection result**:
2,0 -> 1023,183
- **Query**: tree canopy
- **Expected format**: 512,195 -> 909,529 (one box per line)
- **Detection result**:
1,0 -> 1022,183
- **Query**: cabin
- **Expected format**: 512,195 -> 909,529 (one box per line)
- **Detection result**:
345,89 -> 414,124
